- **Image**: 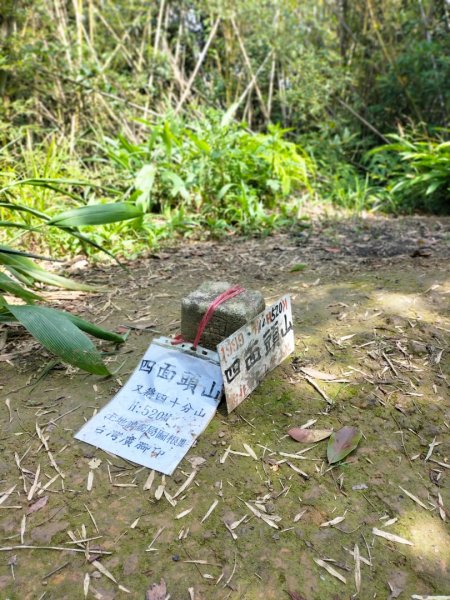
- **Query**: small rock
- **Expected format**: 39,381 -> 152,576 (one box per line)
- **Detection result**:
172,554 -> 180,562
352,483 -> 368,491
265,502 -> 276,514
409,340 -> 427,355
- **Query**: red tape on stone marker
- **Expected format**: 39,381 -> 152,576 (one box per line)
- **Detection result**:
172,285 -> 245,349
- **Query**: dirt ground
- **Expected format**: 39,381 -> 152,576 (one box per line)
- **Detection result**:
0,214 -> 449,600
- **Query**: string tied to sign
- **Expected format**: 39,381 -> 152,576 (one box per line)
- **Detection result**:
172,285 -> 246,350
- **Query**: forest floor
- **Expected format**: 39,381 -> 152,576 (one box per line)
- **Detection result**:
0,213 -> 449,600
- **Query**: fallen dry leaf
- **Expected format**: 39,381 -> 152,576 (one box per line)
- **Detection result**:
288,428 -> 332,443
27,495 -> 48,515
300,367 -> 348,382
327,427 -> 362,464
320,515 -> 346,527
313,558 -> 346,584
145,578 -> 167,600
398,486 -> 428,510
372,527 -> 413,546
187,456 -> 207,469
354,543 -> 361,594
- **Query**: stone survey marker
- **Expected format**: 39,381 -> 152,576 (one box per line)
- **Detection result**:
181,282 -> 295,412
74,282 -> 293,474
181,281 -> 265,350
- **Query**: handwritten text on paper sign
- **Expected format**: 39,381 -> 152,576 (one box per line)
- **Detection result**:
75,339 -> 223,475
218,295 -> 295,412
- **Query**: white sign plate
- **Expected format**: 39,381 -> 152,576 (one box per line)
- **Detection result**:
75,338 -> 223,475
218,294 -> 295,412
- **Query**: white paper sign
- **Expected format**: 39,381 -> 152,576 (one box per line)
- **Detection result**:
217,295 -> 295,412
75,338 -> 223,475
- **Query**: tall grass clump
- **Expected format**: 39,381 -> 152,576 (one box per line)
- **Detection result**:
367,129 -> 450,214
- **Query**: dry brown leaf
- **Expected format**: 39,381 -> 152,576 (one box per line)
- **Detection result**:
300,367 -> 349,382
27,495 -> 48,515
83,573 -> 90,598
313,558 -> 346,584
243,443 -> 258,460
92,560 -> 117,583
145,578 -> 167,600
399,486 -> 428,510
175,508 -> 193,519
320,515 -> 346,527
293,509 -> 307,523
372,527 -> 413,546
201,499 -> 218,523
288,428 -> 332,443
0,485 -> 17,506
354,543 -> 361,593
437,492 -> 446,521
143,470 -> 155,491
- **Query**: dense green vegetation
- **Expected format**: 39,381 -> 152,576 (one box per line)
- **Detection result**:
0,0 -> 448,371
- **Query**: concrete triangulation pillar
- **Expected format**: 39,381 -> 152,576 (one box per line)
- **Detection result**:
181,281 -> 265,350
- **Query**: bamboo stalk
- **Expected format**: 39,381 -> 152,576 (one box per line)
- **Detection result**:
230,50 -> 273,122
148,0 -> 166,91
71,0 -> 83,68
231,18 -> 269,120
175,16 -> 221,114
336,98 -> 390,143
53,0 -> 73,70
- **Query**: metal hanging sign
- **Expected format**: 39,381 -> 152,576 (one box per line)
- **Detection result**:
217,294 -> 295,412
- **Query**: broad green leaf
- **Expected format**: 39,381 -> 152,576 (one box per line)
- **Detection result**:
63,312 -> 125,343
184,130 -> 211,153
217,183 -> 235,200
0,273 -> 42,301
327,426 -> 362,464
162,170 -> 189,200
0,253 -> 97,291
134,164 -> 157,211
49,202 -> 143,227
6,304 -> 110,375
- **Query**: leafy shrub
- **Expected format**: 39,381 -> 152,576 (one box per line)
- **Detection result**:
103,110 -> 315,234
367,130 -> 450,213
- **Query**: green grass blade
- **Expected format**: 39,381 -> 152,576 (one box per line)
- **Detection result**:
0,253 -> 98,291
1,178 -> 120,196
5,304 -> 111,375
0,202 -> 50,221
0,273 -> 43,301
0,221 -> 43,232
48,202 -> 144,227
0,244 -> 59,261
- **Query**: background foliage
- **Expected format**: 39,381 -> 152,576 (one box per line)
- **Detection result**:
0,0 -> 448,370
